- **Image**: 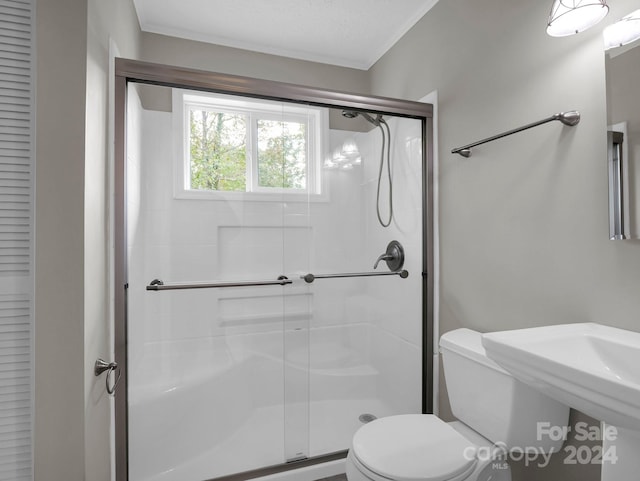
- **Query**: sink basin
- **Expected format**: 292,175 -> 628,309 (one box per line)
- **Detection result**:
482,323 -> 640,480
481,323 -> 640,430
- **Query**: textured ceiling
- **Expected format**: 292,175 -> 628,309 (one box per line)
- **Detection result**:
133,0 -> 439,70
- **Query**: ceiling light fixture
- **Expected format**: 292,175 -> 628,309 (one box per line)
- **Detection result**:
603,9 -> 640,50
547,0 -> 609,37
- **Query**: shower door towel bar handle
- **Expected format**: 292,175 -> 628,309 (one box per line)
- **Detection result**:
146,276 -> 292,291
301,270 -> 409,284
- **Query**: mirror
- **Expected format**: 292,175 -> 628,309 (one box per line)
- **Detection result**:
606,39 -> 640,239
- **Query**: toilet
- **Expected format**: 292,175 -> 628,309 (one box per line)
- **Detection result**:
345,328 -> 570,481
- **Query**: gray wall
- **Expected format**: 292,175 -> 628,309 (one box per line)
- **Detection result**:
141,31 -> 370,94
35,0 -> 141,480
85,1 -> 141,479
35,1 -> 87,479
370,0 -> 640,480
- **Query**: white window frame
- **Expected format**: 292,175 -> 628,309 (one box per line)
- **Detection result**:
173,89 -> 328,202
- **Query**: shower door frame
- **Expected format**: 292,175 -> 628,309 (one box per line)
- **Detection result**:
114,57 -> 434,481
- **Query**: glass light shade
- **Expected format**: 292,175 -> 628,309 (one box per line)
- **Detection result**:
341,138 -> 360,158
325,144 -> 361,171
547,0 -> 609,37
332,147 -> 349,163
603,9 -> 640,50
323,157 -> 338,170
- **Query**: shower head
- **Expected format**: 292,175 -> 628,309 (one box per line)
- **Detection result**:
341,110 -> 382,126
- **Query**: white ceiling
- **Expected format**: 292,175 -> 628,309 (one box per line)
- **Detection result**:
133,0 -> 439,70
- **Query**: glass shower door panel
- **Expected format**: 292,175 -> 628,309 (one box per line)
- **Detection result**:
126,84 -> 290,481
282,204 -> 312,462
272,104 -> 313,462
306,113 -> 424,457
215,220 -> 288,474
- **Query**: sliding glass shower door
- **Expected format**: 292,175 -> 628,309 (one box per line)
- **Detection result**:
126,84 -> 317,479
118,66 -> 430,481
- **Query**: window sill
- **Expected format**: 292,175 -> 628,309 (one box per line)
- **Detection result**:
174,189 -> 329,203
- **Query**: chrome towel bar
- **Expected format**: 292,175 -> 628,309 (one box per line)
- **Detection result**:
146,276 -> 292,291
301,270 -> 409,284
451,110 -> 580,157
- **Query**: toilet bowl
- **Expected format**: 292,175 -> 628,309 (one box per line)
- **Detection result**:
345,415 -> 511,481
345,329 -> 570,481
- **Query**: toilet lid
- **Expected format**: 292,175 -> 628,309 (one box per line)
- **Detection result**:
352,414 -> 477,481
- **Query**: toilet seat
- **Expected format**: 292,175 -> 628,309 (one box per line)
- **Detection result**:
351,414 -> 478,481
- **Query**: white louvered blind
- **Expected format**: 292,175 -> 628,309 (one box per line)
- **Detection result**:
0,0 -> 33,480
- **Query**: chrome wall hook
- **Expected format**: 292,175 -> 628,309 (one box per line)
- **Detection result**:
95,358 -> 121,396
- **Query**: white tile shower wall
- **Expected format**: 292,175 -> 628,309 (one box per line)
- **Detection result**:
359,116 -> 423,411
372,325 -> 422,413
360,117 -> 423,341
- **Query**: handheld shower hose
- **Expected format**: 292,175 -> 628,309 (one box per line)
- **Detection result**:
341,110 -> 393,228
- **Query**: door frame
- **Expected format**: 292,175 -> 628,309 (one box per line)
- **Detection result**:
114,57 -> 434,481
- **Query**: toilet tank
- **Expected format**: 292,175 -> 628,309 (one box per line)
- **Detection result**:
440,328 -> 569,453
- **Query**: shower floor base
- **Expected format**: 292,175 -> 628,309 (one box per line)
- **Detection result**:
136,398 -> 393,481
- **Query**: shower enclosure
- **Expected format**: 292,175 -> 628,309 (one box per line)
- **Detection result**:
114,59 -> 434,481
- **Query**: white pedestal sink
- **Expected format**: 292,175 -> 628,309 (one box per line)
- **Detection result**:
481,323 -> 640,481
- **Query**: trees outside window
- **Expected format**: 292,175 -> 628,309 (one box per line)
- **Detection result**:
190,110 -> 247,191
256,119 -> 306,190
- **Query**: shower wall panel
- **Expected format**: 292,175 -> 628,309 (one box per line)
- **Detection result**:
363,117 -> 422,415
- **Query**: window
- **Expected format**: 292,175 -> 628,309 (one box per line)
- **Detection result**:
174,90 -> 327,200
